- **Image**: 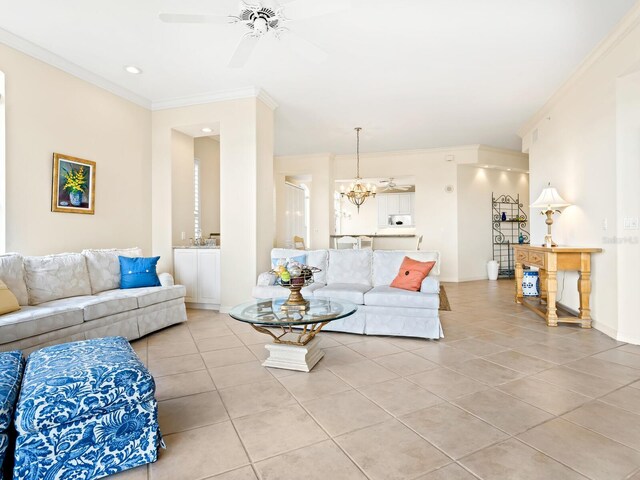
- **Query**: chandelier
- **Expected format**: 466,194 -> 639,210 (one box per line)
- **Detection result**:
340,127 -> 376,212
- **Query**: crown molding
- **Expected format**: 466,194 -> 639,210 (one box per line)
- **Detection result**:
518,2 -> 640,138
477,144 -> 528,158
151,87 -> 278,111
334,144 -> 481,161
0,27 -> 279,113
256,89 -> 278,110
0,27 -> 151,109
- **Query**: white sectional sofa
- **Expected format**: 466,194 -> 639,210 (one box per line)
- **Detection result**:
0,248 -> 187,353
252,248 -> 443,339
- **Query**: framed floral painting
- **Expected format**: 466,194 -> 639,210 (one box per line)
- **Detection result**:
51,153 -> 96,214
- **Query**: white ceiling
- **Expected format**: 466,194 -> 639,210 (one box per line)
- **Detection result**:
0,0 -> 635,155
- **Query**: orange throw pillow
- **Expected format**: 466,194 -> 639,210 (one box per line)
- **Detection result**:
390,257 -> 436,292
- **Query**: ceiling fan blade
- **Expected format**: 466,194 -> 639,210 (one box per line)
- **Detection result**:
264,0 -> 283,9
228,35 -> 260,68
282,0 -> 350,21
159,13 -> 230,24
281,31 -> 328,64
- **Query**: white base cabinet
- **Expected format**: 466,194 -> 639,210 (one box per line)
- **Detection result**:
174,248 -> 221,308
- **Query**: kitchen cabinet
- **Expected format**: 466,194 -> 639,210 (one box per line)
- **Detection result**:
377,193 -> 415,227
174,248 -> 220,308
398,193 -> 412,214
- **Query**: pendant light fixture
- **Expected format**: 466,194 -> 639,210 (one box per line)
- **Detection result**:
340,127 -> 376,212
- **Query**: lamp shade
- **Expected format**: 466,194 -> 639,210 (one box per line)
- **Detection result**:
531,184 -> 571,209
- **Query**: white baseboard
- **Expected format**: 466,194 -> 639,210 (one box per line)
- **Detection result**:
590,320 -> 619,340
185,302 -> 220,311
614,333 -> 640,345
556,301 -> 623,341
457,275 -> 490,282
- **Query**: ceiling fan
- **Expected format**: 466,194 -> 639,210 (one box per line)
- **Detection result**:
159,0 -> 349,68
378,178 -> 411,192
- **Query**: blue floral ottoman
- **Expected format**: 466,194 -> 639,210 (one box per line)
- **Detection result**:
0,351 -> 24,478
13,337 -> 163,480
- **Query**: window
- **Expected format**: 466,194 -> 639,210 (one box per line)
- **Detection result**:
194,158 -> 201,239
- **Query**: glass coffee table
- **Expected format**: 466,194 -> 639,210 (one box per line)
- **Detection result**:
229,298 -> 357,372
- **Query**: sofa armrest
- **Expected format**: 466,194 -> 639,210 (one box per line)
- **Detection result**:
158,272 -> 175,287
420,276 -> 440,294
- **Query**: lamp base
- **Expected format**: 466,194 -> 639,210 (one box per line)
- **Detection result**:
542,234 -> 557,248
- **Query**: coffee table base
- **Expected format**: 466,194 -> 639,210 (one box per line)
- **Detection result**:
262,337 -> 324,372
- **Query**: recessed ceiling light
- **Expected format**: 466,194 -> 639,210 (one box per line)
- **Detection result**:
507,168 -> 512,171
201,127 -> 213,133
124,65 -> 142,75
484,165 -> 489,168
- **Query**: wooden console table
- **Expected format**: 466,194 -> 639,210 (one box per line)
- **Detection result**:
514,246 -> 602,328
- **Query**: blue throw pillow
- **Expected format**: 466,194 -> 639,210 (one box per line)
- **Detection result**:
119,256 -> 161,289
271,254 -> 306,269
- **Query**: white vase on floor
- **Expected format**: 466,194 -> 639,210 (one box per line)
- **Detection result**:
487,260 -> 499,280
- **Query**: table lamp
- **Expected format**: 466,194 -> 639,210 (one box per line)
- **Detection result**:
531,183 -> 571,247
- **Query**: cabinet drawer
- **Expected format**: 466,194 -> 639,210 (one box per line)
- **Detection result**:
515,250 -> 528,263
529,252 -> 545,268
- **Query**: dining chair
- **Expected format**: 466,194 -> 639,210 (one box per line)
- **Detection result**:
293,236 -> 306,250
358,236 -> 374,250
336,236 -> 358,249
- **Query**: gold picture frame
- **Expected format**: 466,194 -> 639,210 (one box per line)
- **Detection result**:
51,153 -> 96,214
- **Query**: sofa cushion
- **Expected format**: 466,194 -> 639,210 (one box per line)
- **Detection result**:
130,285 -> 187,308
38,291 -> 139,322
270,249 -> 328,284
0,305 -> 84,345
0,350 -> 24,432
314,283 -> 371,305
0,253 -> 29,306
372,250 -> 440,286
271,254 -> 306,268
82,247 -> 143,294
15,336 -> 155,435
364,286 -> 440,309
24,253 -> 92,305
252,282 -> 324,299
0,433 -> 7,469
327,250 -> 372,286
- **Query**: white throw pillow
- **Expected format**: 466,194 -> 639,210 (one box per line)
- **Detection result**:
24,253 -> 92,305
327,249 -> 372,285
82,247 -> 143,294
0,253 -> 29,306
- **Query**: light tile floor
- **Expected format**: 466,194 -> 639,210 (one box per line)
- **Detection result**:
113,280 -> 640,480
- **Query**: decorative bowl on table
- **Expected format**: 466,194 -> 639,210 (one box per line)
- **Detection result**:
270,263 -> 321,312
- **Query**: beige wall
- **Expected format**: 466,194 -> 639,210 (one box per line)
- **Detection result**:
0,43 -> 152,255
171,130 -> 194,246
274,154 -> 334,250
152,97 -> 274,311
338,190 -> 379,235
276,146 -> 527,282
616,72 -> 640,343
457,166 -> 529,281
519,4 -> 640,341
195,137 -> 221,237
333,147 -> 470,282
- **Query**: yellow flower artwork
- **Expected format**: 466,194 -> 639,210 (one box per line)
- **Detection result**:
52,153 -> 96,215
